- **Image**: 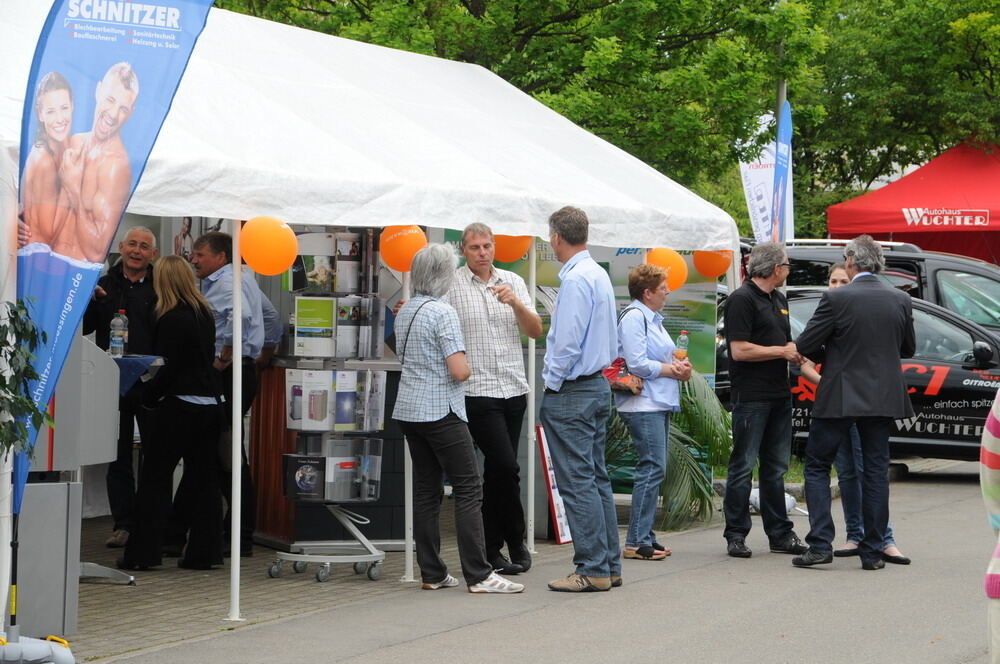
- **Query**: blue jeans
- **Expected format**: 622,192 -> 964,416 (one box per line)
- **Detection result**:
539,377 -> 620,578
619,411 -> 670,548
836,425 -> 896,548
723,397 -> 795,543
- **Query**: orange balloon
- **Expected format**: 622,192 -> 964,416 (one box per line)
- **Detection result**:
693,250 -> 733,279
646,247 -> 688,292
240,216 -> 298,276
380,225 -> 427,272
493,235 -> 533,263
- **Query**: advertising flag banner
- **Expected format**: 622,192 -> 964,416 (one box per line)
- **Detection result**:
770,100 -> 793,242
739,110 -> 795,243
15,0 -> 214,512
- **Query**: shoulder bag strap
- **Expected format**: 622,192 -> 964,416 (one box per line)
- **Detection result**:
400,299 -> 433,366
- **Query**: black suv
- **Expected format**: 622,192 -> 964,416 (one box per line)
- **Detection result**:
783,240 -> 1000,337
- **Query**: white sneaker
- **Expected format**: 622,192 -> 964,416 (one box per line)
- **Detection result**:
421,574 -> 460,590
468,571 -> 525,594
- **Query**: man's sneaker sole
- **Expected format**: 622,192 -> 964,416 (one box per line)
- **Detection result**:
421,574 -> 460,590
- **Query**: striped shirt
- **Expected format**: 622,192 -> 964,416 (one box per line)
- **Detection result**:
981,387 -> 1000,598
391,295 -> 467,423
443,265 -> 531,399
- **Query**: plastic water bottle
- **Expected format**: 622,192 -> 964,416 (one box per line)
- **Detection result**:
109,309 -> 128,357
674,330 -> 689,360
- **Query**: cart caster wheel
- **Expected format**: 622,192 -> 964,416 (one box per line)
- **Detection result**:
127,580 -> 137,587
267,562 -> 283,578
293,561 -> 308,574
353,562 -> 366,575
316,565 -> 331,583
367,564 -> 381,581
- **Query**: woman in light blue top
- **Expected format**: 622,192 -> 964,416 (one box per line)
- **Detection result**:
616,264 -> 692,560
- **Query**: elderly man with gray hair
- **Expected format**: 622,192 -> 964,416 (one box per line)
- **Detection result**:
392,243 -> 525,594
722,241 -> 808,559
792,235 -> 915,570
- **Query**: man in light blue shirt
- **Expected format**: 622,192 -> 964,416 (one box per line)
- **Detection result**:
540,206 -> 619,593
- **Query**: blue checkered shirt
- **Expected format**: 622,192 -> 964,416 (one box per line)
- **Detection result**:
391,295 -> 468,422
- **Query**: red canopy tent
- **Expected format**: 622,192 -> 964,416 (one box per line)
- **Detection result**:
827,143 -> 1000,264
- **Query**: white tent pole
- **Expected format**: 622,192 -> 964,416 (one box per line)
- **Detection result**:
526,241 -> 536,553
400,271 -> 415,583
227,223 -> 244,622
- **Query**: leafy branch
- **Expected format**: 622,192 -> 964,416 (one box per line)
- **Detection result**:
0,299 -> 52,458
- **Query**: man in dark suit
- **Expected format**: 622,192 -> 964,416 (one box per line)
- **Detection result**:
791,235 -> 915,570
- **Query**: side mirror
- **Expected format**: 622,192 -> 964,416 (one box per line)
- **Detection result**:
973,340 -> 995,367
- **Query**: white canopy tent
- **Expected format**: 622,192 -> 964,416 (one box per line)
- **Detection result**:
1,1 -> 738,623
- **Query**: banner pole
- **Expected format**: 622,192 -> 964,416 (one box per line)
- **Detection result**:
526,241 -> 536,553
400,271 -> 415,583
227,222 -> 244,622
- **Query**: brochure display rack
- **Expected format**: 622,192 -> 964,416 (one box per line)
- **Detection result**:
266,227 -> 394,583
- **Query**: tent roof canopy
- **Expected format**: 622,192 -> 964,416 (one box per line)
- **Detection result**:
827,143 -> 1000,236
1,3 -> 736,250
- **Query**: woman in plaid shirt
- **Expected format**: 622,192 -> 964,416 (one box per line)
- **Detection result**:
392,243 -> 524,594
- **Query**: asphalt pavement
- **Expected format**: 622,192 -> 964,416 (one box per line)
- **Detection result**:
104,461 -> 992,664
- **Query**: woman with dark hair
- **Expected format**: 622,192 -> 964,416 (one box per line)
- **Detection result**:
800,262 -> 910,565
393,243 -> 524,594
118,255 -> 224,571
21,71 -> 74,246
616,264 -> 691,561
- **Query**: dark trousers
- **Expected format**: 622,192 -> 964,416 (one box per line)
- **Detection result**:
107,382 -> 150,533
723,397 -> 795,543
123,398 -> 223,567
465,394 -> 527,559
803,416 -> 891,562
399,413 -> 492,586
169,360 -> 257,549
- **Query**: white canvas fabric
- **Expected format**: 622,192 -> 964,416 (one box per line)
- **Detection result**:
0,1 -> 736,250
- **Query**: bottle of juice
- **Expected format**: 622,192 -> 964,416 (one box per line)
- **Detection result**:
674,330 -> 689,360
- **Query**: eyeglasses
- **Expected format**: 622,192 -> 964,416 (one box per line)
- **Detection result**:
778,263 -> 792,269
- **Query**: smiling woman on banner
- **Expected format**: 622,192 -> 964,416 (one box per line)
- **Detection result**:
20,71 -> 74,247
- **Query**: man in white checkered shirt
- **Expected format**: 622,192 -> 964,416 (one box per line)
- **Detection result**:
444,223 -> 542,576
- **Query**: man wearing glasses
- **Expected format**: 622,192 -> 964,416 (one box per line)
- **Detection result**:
722,242 -> 808,559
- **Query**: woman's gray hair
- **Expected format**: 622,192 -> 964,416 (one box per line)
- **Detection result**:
845,235 -> 885,274
746,242 -> 787,279
411,243 -> 458,298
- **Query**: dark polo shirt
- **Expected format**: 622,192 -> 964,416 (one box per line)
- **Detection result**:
725,279 -> 792,402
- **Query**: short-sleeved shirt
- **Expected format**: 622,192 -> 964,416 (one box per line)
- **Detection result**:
392,295 -> 468,422
725,280 -> 792,402
443,265 -> 531,399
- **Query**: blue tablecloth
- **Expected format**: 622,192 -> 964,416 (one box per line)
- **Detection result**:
112,355 -> 161,396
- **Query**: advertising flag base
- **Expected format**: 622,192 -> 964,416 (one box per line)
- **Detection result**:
0,633 -> 74,664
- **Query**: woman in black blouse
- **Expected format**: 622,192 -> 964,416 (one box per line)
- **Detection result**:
118,255 -> 224,570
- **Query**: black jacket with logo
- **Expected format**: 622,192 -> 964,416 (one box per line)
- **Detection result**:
82,261 -> 157,354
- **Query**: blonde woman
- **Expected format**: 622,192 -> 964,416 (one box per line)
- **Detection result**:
118,255 -> 223,571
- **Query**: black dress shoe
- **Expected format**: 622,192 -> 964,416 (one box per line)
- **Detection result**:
862,558 -> 886,570
162,543 -> 184,558
770,534 -> 808,555
834,546 -> 861,557
116,557 -> 155,571
792,549 -> 833,567
882,552 -> 911,565
509,545 -> 532,572
490,554 -> 525,575
727,538 -> 752,558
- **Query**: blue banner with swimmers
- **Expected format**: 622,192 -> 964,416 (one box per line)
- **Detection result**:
15,0 -> 214,512
770,100 -> 793,242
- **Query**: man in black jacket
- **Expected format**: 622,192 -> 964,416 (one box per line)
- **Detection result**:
792,235 -> 916,570
83,226 -> 158,548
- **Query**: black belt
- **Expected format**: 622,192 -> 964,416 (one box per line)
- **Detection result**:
545,371 -> 603,394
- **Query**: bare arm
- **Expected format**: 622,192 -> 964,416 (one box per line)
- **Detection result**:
799,359 -> 821,384
731,340 -> 800,363
445,351 -> 470,382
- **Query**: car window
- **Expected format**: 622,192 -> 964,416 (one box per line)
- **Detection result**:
936,270 -> 1000,328
912,307 -> 975,363
788,260 -> 832,287
788,297 -> 820,339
